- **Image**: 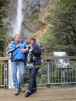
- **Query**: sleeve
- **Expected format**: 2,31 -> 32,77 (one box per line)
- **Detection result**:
32,44 -> 41,57
24,42 -> 29,49
7,42 -> 16,54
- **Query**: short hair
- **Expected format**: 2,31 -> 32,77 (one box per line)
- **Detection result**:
14,33 -> 21,37
30,37 -> 36,42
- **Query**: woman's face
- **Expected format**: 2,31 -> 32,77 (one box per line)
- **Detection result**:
30,40 -> 35,45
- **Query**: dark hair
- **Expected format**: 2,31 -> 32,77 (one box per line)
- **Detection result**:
30,37 -> 36,42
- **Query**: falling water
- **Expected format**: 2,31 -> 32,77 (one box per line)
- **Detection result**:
8,0 -> 23,88
13,0 -> 23,34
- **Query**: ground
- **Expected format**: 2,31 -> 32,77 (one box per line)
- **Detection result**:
0,88 -> 76,101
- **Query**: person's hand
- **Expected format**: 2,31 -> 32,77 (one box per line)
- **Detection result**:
21,48 -> 28,53
21,49 -> 26,53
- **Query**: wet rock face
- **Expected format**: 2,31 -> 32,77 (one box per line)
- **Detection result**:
40,0 -> 49,7
7,0 -> 50,35
31,0 -> 40,7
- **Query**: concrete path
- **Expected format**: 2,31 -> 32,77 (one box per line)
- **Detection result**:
0,88 -> 76,101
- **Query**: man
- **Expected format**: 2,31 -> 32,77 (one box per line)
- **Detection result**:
25,38 -> 42,97
8,34 -> 28,96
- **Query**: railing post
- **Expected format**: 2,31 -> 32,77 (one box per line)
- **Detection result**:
4,64 -> 8,88
8,59 -> 14,89
47,62 -> 50,84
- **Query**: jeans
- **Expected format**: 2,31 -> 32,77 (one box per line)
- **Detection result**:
12,62 -> 25,90
28,66 -> 39,92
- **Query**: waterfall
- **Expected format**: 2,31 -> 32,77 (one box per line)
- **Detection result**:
13,0 -> 23,35
8,0 -> 23,88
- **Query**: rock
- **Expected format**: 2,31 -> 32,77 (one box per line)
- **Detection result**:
6,0 -> 54,37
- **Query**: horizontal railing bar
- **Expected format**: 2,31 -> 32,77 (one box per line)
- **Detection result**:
44,56 -> 76,62
47,82 -> 76,85
0,56 -> 76,62
0,57 -> 9,61
0,85 -> 7,87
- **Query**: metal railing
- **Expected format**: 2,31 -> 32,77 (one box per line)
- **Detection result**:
44,56 -> 76,87
0,57 -> 8,88
0,56 -> 76,88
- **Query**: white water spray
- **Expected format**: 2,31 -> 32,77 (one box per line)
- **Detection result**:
13,0 -> 23,34
8,0 -> 23,88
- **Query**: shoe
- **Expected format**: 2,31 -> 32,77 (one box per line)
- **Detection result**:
14,90 -> 20,96
25,89 -> 37,97
25,91 -> 32,97
14,89 -> 20,96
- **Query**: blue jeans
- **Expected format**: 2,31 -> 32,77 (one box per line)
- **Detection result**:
12,62 -> 25,90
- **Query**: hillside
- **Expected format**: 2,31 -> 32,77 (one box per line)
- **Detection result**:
7,0 -> 51,36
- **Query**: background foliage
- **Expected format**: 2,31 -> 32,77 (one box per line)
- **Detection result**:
0,0 -> 9,56
41,0 -> 76,55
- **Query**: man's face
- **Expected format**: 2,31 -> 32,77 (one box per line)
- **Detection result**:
26,38 -> 30,44
15,34 -> 22,43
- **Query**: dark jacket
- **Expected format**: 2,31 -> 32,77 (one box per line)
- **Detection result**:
30,43 -> 42,65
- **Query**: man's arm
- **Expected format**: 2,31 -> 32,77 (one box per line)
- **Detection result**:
20,42 -> 29,53
20,48 -> 29,53
7,42 -> 19,54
